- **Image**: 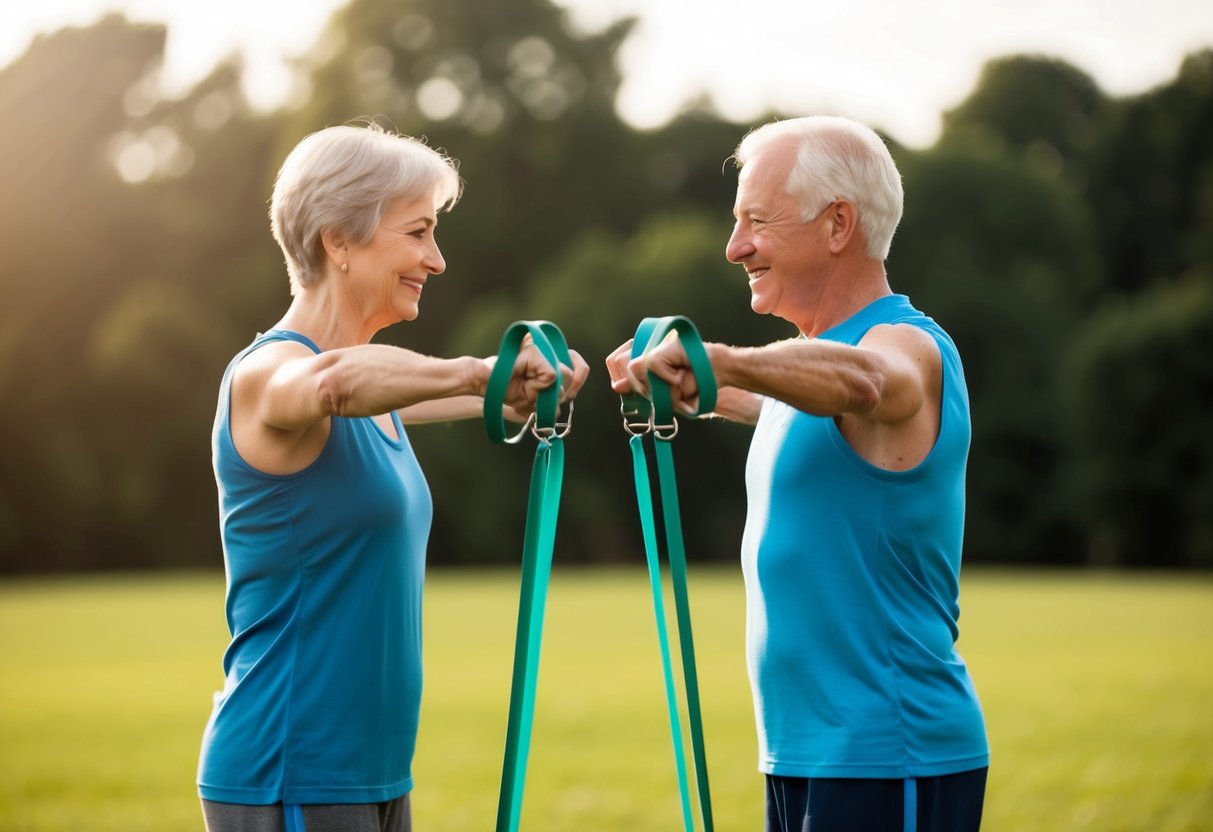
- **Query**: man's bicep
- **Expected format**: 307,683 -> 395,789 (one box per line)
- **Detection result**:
857,324 -> 941,425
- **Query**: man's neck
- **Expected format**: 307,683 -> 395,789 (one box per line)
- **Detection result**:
792,261 -> 892,338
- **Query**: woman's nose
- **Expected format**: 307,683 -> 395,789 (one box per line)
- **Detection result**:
426,242 -> 446,275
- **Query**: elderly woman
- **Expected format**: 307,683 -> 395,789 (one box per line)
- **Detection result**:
197,123 -> 587,832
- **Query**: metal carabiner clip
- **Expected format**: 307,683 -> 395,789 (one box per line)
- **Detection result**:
504,412 -> 537,445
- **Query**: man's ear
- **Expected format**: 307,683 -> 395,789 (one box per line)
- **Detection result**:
827,200 -> 860,255
320,228 -> 349,271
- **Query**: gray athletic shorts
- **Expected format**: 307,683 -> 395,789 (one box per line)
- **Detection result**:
201,794 -> 411,832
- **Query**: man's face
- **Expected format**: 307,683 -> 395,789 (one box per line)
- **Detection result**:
725,139 -> 831,321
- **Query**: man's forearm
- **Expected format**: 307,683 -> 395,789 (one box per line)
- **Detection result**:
706,339 -> 883,418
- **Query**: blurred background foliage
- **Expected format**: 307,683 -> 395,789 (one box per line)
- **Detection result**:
0,0 -> 1210,573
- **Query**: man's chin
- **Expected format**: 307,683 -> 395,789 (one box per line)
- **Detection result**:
750,295 -> 774,316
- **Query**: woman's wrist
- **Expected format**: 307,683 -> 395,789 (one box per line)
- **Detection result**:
466,355 -> 494,398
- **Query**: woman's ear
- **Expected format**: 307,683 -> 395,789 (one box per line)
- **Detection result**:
319,228 -> 349,272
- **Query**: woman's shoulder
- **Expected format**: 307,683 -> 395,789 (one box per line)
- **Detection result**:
229,336 -> 317,403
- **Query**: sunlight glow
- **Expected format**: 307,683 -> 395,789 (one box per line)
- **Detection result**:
2,0 -> 1211,147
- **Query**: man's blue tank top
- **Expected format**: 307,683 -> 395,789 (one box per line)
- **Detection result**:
741,294 -> 988,779
198,330 -> 433,805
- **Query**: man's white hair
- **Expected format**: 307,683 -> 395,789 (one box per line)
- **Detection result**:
735,116 -> 903,261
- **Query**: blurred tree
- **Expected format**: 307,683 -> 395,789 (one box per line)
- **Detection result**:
0,16 -> 277,571
941,54 -> 1109,187
0,2 -> 754,572
1060,273 -> 1213,567
414,210 -> 786,564
0,16 -> 171,569
280,0 -> 643,356
889,141 -> 1098,564
274,1 -> 753,349
252,0 -> 763,566
91,63 -> 286,569
2,2 -> 1210,573
1087,49 -> 1213,294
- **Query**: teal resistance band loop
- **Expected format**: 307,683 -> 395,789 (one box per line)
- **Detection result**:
628,431 -> 695,832
484,321 -> 570,444
484,321 -> 572,832
623,315 -> 717,832
639,316 -> 717,427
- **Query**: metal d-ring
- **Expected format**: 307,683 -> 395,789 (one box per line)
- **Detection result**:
529,399 -> 574,442
552,400 -> 574,439
653,417 -> 680,441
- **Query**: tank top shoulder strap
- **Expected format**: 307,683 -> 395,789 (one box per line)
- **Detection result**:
255,329 -> 322,354
223,330 -> 322,375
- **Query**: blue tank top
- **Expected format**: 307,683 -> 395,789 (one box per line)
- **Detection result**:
741,295 -> 988,778
198,330 -> 433,805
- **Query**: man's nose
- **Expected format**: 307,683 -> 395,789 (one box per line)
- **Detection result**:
725,225 -> 755,263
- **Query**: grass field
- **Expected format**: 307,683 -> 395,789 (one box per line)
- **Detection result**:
0,568 -> 1210,831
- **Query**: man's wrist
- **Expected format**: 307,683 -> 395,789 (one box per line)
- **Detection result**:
705,342 -> 732,389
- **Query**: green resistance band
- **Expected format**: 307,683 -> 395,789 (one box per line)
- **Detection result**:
483,320 -> 573,832
621,315 -> 717,832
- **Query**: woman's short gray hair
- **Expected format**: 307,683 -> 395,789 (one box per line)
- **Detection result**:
270,122 -> 463,292
734,116 -> 903,261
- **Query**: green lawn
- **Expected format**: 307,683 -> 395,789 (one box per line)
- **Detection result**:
0,568 -> 1210,831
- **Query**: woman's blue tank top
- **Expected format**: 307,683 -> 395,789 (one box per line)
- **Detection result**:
198,330 -> 432,805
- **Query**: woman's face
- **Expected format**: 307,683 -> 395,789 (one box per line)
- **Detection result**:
346,193 -> 446,326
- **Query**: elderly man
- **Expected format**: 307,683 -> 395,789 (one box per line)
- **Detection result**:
608,116 -> 988,832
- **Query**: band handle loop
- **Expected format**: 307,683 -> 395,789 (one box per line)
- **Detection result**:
625,316 -> 718,436
484,321 -> 573,443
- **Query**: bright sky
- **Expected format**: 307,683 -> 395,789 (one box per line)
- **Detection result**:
3,0 -> 1212,147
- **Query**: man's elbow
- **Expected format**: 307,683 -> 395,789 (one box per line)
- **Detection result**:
844,365 -> 883,414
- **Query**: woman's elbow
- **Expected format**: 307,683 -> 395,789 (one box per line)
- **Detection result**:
313,359 -> 354,417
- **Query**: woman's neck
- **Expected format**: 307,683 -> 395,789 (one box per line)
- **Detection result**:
273,279 -> 378,350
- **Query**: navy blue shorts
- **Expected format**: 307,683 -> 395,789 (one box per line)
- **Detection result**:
765,768 -> 987,832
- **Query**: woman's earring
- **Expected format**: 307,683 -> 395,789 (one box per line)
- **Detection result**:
341,263 -> 348,272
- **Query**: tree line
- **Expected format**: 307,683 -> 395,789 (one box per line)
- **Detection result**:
0,0 -> 1210,573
